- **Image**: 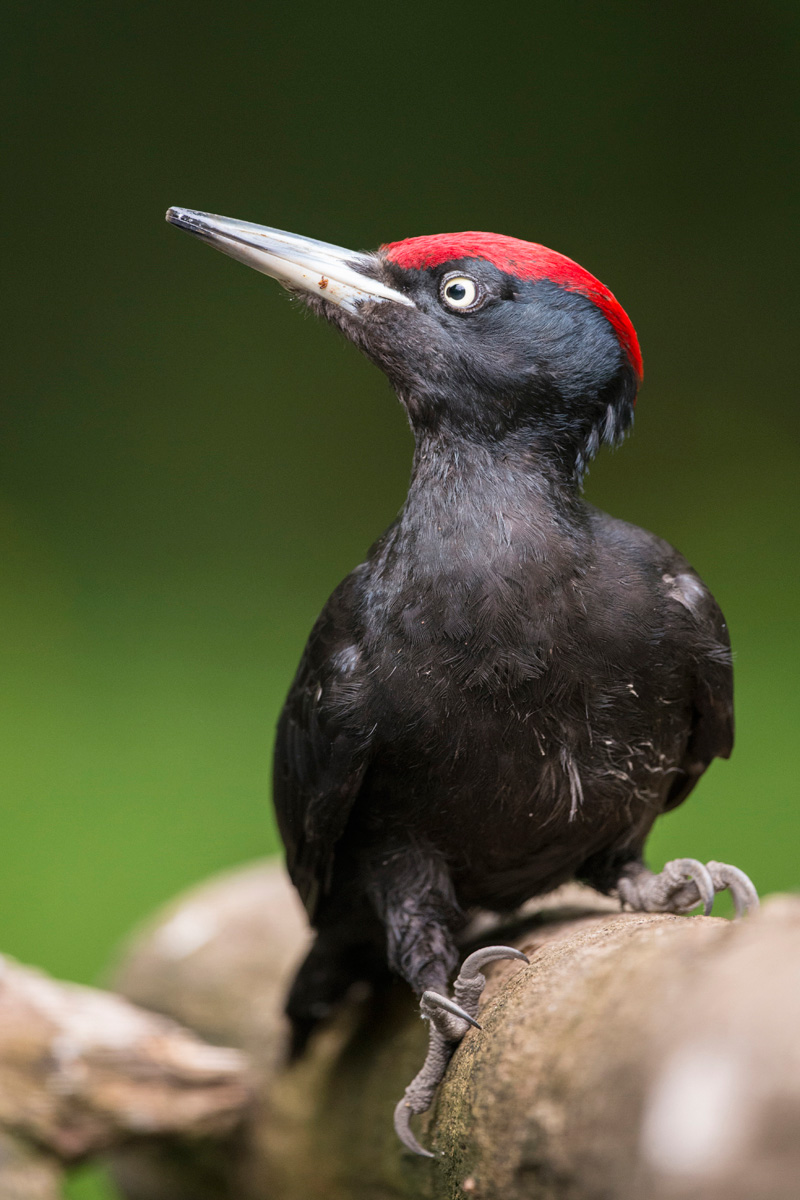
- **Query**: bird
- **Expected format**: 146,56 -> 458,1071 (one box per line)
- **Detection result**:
166,208 -> 759,1156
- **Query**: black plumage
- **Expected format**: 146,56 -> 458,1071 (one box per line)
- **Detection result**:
271,253 -> 732,1038
166,210 -> 754,1152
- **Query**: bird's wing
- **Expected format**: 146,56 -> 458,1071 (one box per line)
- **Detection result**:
272,572 -> 375,919
661,563 -> 734,810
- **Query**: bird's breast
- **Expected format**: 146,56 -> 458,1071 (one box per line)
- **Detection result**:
348,590 -> 690,908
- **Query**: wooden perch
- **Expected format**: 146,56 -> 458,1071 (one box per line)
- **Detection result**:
107,861 -> 800,1200
0,953 -> 251,1200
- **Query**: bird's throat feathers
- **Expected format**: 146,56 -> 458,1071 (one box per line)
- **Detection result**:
364,437 -> 591,675
395,434 -> 589,581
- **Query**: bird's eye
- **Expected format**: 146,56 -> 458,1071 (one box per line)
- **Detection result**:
440,274 -> 481,312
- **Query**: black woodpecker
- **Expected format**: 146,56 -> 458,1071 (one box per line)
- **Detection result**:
167,210 -> 758,1156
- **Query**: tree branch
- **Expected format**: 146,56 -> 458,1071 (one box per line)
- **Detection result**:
0,952 -> 251,1199
108,862 -> 800,1200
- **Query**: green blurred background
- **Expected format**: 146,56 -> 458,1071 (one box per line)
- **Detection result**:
3,3 -> 798,1195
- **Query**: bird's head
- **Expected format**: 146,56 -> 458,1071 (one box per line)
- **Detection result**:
167,210 -> 642,480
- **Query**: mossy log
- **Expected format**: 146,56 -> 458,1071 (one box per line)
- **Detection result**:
108,861 -> 800,1200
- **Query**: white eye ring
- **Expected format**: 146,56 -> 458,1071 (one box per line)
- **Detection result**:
440,274 -> 480,311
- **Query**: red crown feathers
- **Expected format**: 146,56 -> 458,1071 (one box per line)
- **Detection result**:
382,232 -> 643,381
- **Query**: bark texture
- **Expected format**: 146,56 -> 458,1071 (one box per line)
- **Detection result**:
0,952 -> 250,1199
109,861 -> 800,1200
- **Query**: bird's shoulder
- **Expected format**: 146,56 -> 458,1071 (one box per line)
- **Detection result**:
585,506 -> 728,638
585,505 -> 733,779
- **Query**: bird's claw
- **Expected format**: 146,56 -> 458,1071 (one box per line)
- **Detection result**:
394,946 -> 529,1157
619,856 -> 759,918
453,945 -> 530,1019
394,1093 -> 437,1158
706,860 -> 760,918
392,1020 -> 453,1158
668,857 -> 716,915
421,989 -> 481,1036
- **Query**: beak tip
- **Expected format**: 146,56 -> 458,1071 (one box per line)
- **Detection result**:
166,206 -> 198,232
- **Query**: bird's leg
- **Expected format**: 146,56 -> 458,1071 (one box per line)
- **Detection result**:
392,991 -> 475,1158
617,857 -> 759,918
393,946 -> 529,1157
366,846 -> 529,1155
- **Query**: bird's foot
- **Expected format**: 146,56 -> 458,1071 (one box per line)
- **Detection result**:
393,946 -> 528,1157
618,857 -> 759,918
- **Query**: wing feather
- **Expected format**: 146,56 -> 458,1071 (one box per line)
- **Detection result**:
662,566 -> 734,810
272,574 -> 374,918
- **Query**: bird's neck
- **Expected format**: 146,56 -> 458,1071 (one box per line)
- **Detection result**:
396,432 -> 588,576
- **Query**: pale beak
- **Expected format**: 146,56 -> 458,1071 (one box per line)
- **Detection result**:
166,208 -> 414,314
